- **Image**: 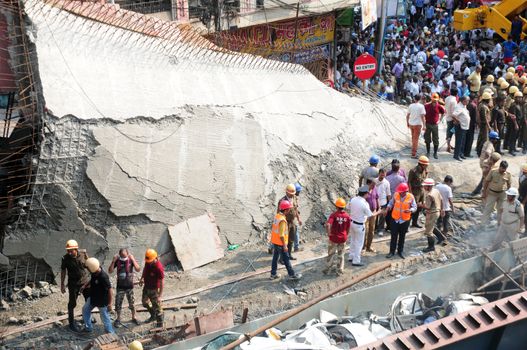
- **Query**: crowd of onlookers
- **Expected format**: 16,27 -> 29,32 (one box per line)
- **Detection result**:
334,0 -> 527,105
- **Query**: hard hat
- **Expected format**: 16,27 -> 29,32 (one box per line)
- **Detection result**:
497,77 -> 505,85
279,200 -> 293,211
396,183 -> 409,193
128,340 -> 143,350
369,154 -> 380,164
505,187 -> 519,196
491,152 -> 501,161
522,164 -> 527,173
286,184 -> 296,195
483,88 -> 494,96
422,178 -> 435,186
85,257 -> 100,273
431,93 -> 440,101
517,65 -> 525,71
486,75 -> 495,83
66,239 -> 79,250
505,72 -> 514,80
489,131 -> 499,140
481,92 -> 492,100
335,197 -> 346,209
294,183 -> 302,193
145,248 -> 158,263
509,86 -> 519,95
418,155 -> 430,165
507,67 -> 516,74
515,91 -> 524,98
520,76 -> 527,84
500,81 -> 510,90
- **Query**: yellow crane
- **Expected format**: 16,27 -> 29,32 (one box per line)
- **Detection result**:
453,0 -> 527,40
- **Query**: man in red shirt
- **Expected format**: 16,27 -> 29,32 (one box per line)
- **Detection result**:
140,248 -> 164,327
424,93 -> 446,159
323,198 -> 351,276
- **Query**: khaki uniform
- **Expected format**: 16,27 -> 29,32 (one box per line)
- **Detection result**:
479,141 -> 495,173
482,169 -> 512,225
492,200 -> 524,250
424,188 -> 442,238
476,103 -> 491,155
408,165 -> 428,204
480,84 -> 497,97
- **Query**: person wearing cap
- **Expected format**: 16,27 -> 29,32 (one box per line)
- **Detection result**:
408,156 -> 429,228
359,155 -> 380,186
490,187 -> 524,251
422,178 -> 445,252
60,240 -> 90,332
497,80 -> 510,102
482,160 -> 512,226
323,198 -> 351,275
452,96 -> 471,161
384,183 -> 416,259
476,91 -> 493,157
436,175 -> 454,238
407,94 -> 426,158
82,258 -> 114,334
511,91 -> 526,154
140,249 -> 165,326
108,248 -> 141,328
505,89 -> 522,156
424,93 -> 445,159
275,184 -> 302,260
347,186 -> 379,266
491,97 -> 507,154
270,200 -> 302,280
480,75 -> 497,97
467,65 -> 482,94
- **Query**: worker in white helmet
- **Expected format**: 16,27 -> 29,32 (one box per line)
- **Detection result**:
490,188 -> 524,250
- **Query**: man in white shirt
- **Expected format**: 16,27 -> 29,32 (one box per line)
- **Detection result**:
444,88 -> 458,153
347,186 -> 376,266
407,95 -> 426,158
375,169 -> 391,236
435,176 -> 454,238
452,96 -> 471,161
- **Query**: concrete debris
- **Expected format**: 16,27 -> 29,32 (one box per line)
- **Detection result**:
7,317 -> 19,325
0,299 -> 9,311
36,281 -> 49,288
19,286 -> 32,298
168,213 -> 224,270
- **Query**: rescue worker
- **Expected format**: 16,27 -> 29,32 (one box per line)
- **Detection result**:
269,200 -> 302,280
421,178 -> 445,252
408,156 -> 429,228
476,92 -> 493,156
82,258 -> 114,334
490,188 -> 524,251
482,161 -> 512,226
60,239 -> 90,332
108,248 -> 140,328
293,182 -> 303,252
385,159 -> 407,232
277,184 -> 302,260
385,183 -> 417,259
496,80 -> 509,103
436,175 -> 454,238
491,97 -> 506,153
128,341 -> 143,350
511,91 -> 525,153
480,75 -> 497,96
140,248 -> 165,327
359,155 -> 380,186
348,186 -> 379,266
473,132 -> 500,195
323,198 -> 351,275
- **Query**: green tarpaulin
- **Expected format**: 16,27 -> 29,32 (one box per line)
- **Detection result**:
337,8 -> 355,27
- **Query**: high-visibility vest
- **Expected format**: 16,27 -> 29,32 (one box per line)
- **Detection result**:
270,213 -> 288,246
391,192 -> 414,222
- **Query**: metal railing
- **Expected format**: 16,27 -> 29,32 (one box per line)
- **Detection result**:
116,0 -> 172,14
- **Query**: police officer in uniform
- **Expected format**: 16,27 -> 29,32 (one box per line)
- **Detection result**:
421,178 -> 444,252
60,239 -> 90,332
408,156 -> 429,228
482,161 -> 512,226
490,188 -> 524,250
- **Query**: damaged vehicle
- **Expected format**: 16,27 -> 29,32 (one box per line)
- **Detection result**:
388,292 -> 489,332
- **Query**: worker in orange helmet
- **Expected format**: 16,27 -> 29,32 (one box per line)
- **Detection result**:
323,198 -> 351,275
139,248 -> 164,327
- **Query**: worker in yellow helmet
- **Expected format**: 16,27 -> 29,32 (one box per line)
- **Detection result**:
139,248 -> 165,327
60,239 -> 90,332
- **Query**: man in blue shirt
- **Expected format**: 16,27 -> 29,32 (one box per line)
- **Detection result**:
502,36 -> 518,64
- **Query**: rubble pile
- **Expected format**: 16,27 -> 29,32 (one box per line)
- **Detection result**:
1,281 -> 58,314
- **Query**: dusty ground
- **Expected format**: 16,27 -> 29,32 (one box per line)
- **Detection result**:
0,145 -> 524,349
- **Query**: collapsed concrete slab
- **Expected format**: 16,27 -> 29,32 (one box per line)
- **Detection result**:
168,213 -> 224,270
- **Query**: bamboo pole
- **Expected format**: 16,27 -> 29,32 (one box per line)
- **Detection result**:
221,262 -> 392,350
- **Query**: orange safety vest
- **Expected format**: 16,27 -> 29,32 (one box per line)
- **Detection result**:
391,192 -> 414,222
270,213 -> 288,246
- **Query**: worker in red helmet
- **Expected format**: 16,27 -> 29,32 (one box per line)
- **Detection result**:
384,183 -> 417,259
269,200 -> 302,280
